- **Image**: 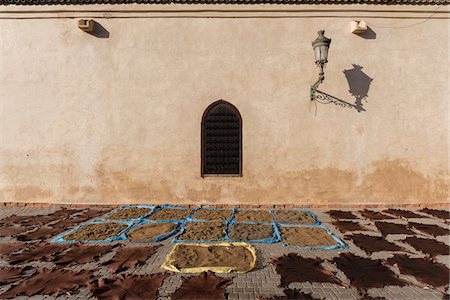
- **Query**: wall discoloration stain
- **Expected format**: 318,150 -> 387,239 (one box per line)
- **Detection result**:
86,158 -> 447,206
361,159 -> 448,203
0,160 -> 82,204
6,185 -> 53,201
68,186 -> 96,195
0,155 -> 447,206
355,125 -> 364,136
187,185 -> 222,203
230,168 -> 358,205
94,163 -> 180,203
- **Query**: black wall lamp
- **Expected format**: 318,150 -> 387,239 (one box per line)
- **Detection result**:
310,30 -> 331,101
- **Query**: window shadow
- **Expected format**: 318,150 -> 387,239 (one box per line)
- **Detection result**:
343,64 -> 373,113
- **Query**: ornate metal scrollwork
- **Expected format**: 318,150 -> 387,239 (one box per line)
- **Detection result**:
312,90 -> 365,112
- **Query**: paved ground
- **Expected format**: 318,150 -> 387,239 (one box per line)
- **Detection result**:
0,205 -> 449,300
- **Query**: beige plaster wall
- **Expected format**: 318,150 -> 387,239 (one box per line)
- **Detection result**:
0,5 -> 449,206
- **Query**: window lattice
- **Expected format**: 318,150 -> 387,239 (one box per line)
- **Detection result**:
202,101 -> 242,176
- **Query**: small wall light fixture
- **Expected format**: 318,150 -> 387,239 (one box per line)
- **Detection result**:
351,20 -> 368,34
78,19 -> 94,33
310,30 -> 331,102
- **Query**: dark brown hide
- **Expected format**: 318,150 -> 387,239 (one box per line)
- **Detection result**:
19,215 -> 61,227
16,227 -> 62,241
90,273 -> 168,300
0,215 -> 59,227
103,245 -> 159,273
0,226 -> 31,238
419,208 -> 449,220
45,210 -> 111,230
0,215 -> 34,226
402,237 -> 449,257
272,253 -> 340,288
327,210 -> 358,220
0,269 -> 93,298
171,271 -> 233,300
0,267 -> 32,284
7,242 -> 72,264
281,290 -> 319,300
0,242 -> 25,258
51,209 -> 82,217
53,244 -> 114,266
50,212 -> 107,229
332,221 -> 367,233
383,209 -> 425,219
359,210 -> 395,220
51,218 -> 86,229
374,222 -> 415,236
259,288 -> 321,300
408,222 -> 450,236
80,209 -> 112,219
332,253 -> 406,292
386,254 -> 449,287
347,234 -> 405,254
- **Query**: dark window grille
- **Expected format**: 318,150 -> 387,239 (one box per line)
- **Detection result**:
201,100 -> 242,176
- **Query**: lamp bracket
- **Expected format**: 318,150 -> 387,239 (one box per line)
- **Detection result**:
310,75 -> 324,101
311,89 -> 366,112
310,63 -> 325,101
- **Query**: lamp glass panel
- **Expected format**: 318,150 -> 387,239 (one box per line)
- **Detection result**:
319,45 -> 329,62
314,46 -> 321,62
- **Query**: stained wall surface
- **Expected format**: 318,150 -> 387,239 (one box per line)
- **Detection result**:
0,5 -> 449,206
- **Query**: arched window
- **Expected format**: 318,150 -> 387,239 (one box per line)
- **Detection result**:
201,100 -> 242,177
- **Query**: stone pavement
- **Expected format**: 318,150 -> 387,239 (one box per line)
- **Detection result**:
0,205 -> 449,300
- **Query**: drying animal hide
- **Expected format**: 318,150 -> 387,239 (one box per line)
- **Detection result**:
89,273 -> 168,300
171,271 -> 232,300
332,253 -> 406,293
272,253 -> 341,288
0,269 -> 93,298
103,245 -> 159,273
53,244 -> 115,266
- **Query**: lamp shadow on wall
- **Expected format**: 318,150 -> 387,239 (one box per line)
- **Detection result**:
89,21 -> 110,38
343,64 -> 374,112
313,64 -> 373,113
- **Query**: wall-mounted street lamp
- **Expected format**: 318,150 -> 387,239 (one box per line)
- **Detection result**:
310,30 -> 331,102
